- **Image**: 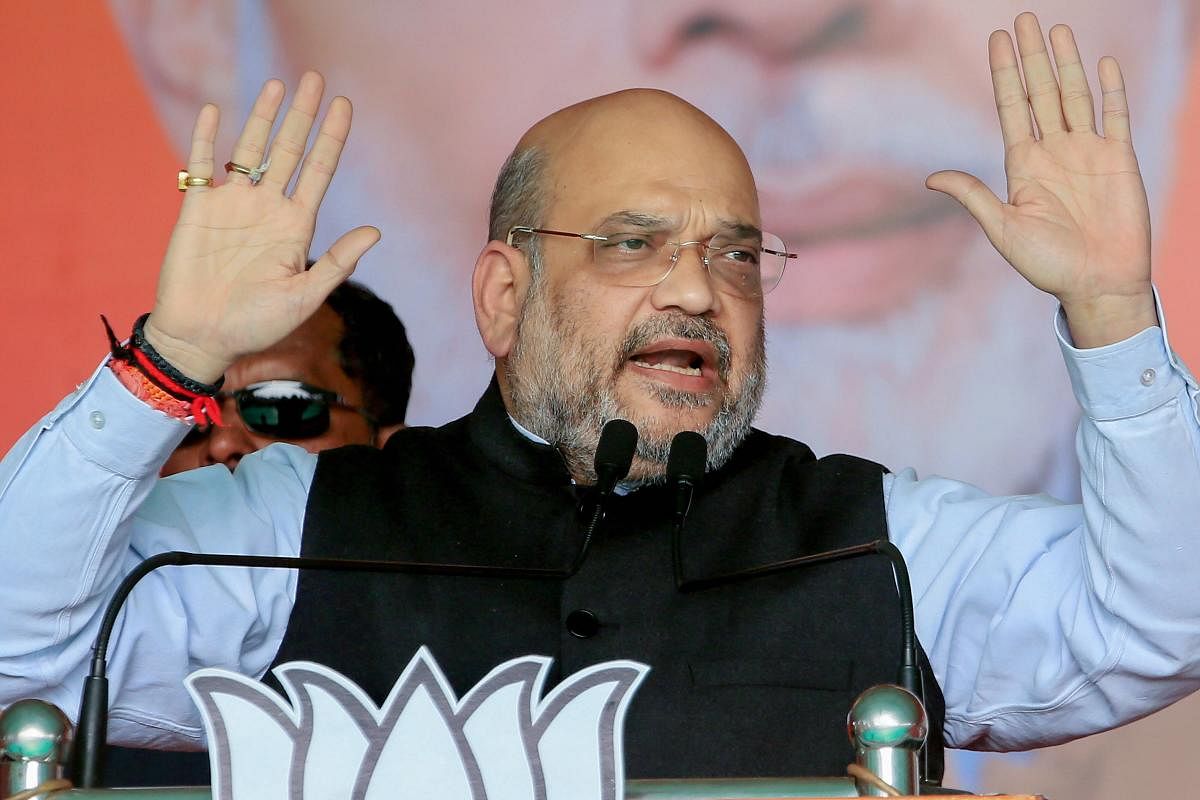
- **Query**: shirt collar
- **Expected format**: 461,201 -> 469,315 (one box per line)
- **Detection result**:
506,413 -> 635,495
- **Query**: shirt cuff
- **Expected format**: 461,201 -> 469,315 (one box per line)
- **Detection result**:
58,359 -> 192,478
1056,288 -> 1198,421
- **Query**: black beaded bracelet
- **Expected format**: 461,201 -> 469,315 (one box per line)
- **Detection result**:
128,313 -> 224,396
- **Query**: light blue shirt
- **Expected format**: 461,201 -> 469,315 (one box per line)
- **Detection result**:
1,308 -> 1198,754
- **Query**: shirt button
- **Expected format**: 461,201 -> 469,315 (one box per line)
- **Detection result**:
89,411 -> 106,430
565,609 -> 600,639
1141,368 -> 1156,386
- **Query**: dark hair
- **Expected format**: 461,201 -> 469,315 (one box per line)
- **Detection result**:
324,280 -> 415,428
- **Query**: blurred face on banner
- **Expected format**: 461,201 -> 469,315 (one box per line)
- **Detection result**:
109,0 -> 1190,496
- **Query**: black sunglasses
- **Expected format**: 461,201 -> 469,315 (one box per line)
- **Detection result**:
182,380 -> 375,443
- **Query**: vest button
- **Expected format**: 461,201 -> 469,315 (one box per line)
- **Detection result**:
565,609 -> 600,638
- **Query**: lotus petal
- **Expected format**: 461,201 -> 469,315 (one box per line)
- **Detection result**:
275,664 -> 382,799
186,670 -> 301,800
533,664 -> 648,800
361,649 -> 478,800
458,658 -> 551,800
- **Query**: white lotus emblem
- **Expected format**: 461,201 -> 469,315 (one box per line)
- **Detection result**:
186,647 -> 648,800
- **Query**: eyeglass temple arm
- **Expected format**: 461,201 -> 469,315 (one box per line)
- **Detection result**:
506,226 -> 607,246
763,247 -> 799,259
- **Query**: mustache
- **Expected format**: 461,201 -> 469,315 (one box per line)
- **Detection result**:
616,314 -> 733,381
696,67 -> 1001,188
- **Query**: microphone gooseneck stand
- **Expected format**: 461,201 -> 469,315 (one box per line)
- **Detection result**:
665,430 -> 707,588
663,431 -> 929,787
71,418 -> 641,788
568,418 -> 638,573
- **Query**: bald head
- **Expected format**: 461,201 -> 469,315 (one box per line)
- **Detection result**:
523,89 -> 750,165
488,89 -> 759,244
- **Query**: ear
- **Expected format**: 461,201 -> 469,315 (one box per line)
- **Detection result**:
472,240 -> 531,359
108,0 -> 239,159
374,422 -> 405,448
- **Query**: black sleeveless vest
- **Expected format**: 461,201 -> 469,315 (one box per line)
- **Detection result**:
271,381 -> 946,780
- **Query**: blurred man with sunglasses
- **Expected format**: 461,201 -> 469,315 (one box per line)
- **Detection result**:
161,280 -> 414,476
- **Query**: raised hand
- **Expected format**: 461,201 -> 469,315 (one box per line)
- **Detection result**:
926,13 -> 1157,348
144,72 -> 380,383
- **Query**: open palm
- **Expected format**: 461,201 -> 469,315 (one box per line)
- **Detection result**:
146,72 -> 380,383
928,14 -> 1155,348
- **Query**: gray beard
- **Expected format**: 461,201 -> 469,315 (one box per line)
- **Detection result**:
504,277 -> 767,485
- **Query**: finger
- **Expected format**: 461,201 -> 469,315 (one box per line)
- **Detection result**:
292,96 -> 352,213
1098,56 -> 1133,144
259,70 -> 326,192
1014,12 -> 1066,136
226,79 -> 285,186
925,170 -> 1006,244
301,226 -> 382,300
989,30 -> 1034,150
1049,24 -> 1095,133
183,103 -> 219,195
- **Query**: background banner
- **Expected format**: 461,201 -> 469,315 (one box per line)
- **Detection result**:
5,3 -> 1199,796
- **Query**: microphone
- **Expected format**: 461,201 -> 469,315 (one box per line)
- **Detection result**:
667,431 -> 707,587
569,419 -> 639,573
593,419 -> 638,497
666,431 -> 706,522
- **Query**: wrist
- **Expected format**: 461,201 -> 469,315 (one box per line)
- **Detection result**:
142,315 -> 231,384
102,313 -> 226,427
1059,285 -> 1158,348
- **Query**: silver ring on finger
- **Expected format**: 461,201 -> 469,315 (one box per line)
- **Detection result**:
224,158 -> 270,185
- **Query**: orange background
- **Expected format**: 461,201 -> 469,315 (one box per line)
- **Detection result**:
2,3 -> 173,449
1157,46 -> 1200,356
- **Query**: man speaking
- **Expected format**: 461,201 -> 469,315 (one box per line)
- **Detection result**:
1,12 -> 1197,781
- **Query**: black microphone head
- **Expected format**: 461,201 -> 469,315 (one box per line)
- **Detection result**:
594,418 -> 638,492
667,430 -> 707,486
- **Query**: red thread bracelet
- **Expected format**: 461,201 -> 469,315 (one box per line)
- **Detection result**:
127,347 -> 223,426
102,315 -> 224,426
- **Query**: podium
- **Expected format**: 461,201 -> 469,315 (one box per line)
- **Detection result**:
0,691 -> 1043,798
0,786 -> 1045,799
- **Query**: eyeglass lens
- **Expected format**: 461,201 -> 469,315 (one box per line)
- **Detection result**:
238,392 -> 332,438
590,230 -> 789,296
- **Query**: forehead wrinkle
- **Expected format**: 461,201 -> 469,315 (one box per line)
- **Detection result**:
593,211 -> 675,231
590,211 -> 762,244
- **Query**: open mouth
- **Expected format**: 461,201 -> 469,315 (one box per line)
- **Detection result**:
630,350 -> 704,376
626,339 -> 719,389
